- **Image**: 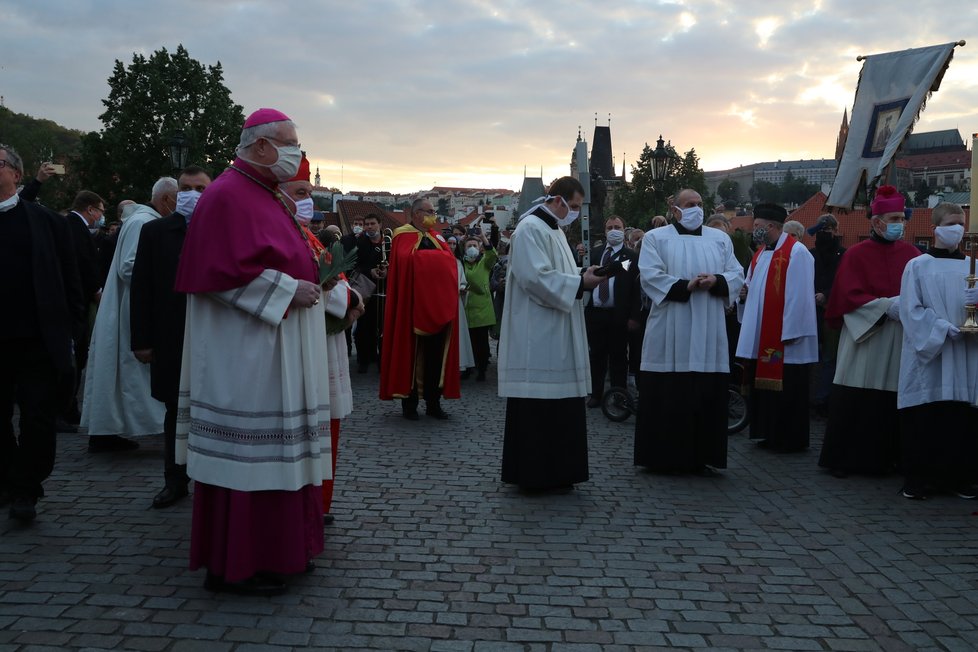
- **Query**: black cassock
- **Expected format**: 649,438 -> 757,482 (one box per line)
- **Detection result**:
501,397 -> 589,490
747,362 -> 810,452
634,372 -> 728,472
819,386 -> 900,475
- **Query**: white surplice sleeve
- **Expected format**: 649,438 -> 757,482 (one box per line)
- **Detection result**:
509,225 -> 580,314
782,244 -> 817,341
211,269 -> 299,327
719,238 -> 745,306
638,232 -> 678,305
899,259 -> 954,364
844,297 -> 889,343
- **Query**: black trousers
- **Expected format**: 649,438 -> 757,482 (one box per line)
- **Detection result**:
469,325 -> 491,371
354,298 -> 381,366
401,328 -> 448,413
585,307 -> 628,398
0,338 -> 60,499
163,400 -> 189,487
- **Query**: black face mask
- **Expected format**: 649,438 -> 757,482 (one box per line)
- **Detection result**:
814,231 -> 836,249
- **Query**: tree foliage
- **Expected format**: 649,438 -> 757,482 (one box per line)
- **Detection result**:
0,105 -> 84,208
82,44 -> 244,203
750,170 -> 820,207
613,143 -> 711,228
716,178 -> 741,203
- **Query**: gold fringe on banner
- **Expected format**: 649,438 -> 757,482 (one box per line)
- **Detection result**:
754,378 -> 784,392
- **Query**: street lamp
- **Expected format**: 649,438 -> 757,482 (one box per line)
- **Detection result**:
168,129 -> 190,175
651,135 -> 670,183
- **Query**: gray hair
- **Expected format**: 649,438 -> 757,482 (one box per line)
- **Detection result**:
706,214 -> 730,229
151,176 -> 178,201
236,120 -> 296,154
783,220 -> 805,239
0,144 -> 24,175
932,202 -> 965,226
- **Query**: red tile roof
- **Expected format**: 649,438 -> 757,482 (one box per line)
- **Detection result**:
896,150 -> 972,171
335,200 -> 405,234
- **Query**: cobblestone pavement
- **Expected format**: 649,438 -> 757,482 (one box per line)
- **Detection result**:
3,354 -> 978,651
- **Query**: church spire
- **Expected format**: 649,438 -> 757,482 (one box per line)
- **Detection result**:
314,166 -> 321,187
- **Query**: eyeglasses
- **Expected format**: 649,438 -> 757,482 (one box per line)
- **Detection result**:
417,208 -> 436,215
0,160 -> 12,170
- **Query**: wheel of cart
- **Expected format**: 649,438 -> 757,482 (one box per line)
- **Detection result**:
601,386 -> 636,422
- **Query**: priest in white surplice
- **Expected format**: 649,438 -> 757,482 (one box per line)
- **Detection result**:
499,176 -> 602,492
897,202 -> 978,500
818,186 -> 919,477
174,108 -> 330,596
634,189 -> 744,473
80,177 -> 176,452
736,202 -> 818,452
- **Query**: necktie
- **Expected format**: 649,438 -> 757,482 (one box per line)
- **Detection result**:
598,247 -> 612,303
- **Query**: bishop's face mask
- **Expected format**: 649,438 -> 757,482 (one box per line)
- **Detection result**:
293,197 -> 315,225
882,220 -> 904,241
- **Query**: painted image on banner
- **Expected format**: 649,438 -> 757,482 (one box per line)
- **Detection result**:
862,99 -> 909,157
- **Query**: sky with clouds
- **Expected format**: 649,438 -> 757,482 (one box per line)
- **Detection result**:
2,0 -> 976,193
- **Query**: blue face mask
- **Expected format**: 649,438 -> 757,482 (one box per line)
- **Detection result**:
883,221 -> 904,241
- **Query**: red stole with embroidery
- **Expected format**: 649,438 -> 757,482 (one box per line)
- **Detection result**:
749,235 -> 796,391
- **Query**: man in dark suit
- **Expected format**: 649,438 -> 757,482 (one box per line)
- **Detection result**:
130,166 -> 212,508
0,144 -> 86,523
346,213 -> 387,373
585,214 -> 641,408
63,189 -> 106,427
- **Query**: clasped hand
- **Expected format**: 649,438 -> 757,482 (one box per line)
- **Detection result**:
291,280 -> 321,308
687,273 -> 717,292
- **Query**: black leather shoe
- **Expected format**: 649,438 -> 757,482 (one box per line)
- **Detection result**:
89,435 -> 140,453
152,484 -> 189,509
9,495 -> 37,523
323,514 -> 335,525
426,407 -> 449,420
55,418 -> 78,433
204,572 -> 287,596
402,410 -> 420,421
586,396 -> 602,409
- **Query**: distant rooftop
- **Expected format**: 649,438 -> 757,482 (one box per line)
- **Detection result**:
904,129 -> 965,153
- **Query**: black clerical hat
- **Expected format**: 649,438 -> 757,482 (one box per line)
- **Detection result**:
753,203 -> 787,223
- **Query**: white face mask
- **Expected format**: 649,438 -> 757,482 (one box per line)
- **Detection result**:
176,190 -> 202,219
242,139 -> 302,182
605,228 -> 625,247
352,225 -> 363,235
555,196 -> 580,227
678,205 -> 704,231
293,197 -> 315,225
0,193 -> 20,213
934,224 -> 965,249
465,246 -> 479,261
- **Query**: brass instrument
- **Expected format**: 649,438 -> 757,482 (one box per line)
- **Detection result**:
961,232 -> 978,333
376,228 -> 394,347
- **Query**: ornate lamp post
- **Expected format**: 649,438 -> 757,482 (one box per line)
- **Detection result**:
651,135 -> 680,216
168,129 -> 190,175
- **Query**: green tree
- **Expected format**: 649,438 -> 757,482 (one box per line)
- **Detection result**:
613,143 -> 710,228
913,178 -> 932,207
717,178 -> 741,203
0,105 -> 84,208
780,169 -> 820,205
82,44 -> 244,203
751,180 -> 781,204
437,197 -> 450,214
